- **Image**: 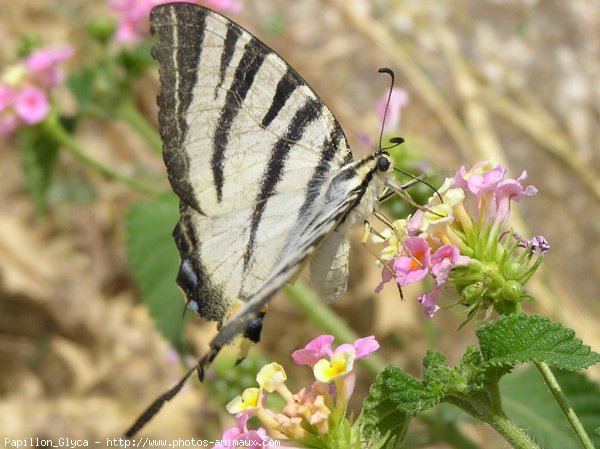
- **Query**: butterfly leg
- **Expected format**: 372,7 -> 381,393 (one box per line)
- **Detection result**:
362,220 -> 404,300
380,178 -> 444,218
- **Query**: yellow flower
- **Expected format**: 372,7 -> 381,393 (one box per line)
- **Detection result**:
313,350 -> 355,383
225,387 -> 261,414
374,219 -> 407,261
256,362 -> 287,393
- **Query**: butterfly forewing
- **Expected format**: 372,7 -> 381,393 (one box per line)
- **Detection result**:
151,4 -> 354,324
126,3 -> 393,437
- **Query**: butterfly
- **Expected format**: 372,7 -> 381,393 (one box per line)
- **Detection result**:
126,2 -> 405,437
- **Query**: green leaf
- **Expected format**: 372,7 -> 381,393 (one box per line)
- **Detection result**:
67,68 -> 96,113
423,350 -> 455,389
502,367 -> 600,449
125,192 -> 186,350
118,41 -> 156,78
477,314 -> 600,371
18,125 -> 60,216
361,365 -> 410,449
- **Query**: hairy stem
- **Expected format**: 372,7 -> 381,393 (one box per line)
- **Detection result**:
535,361 -> 595,449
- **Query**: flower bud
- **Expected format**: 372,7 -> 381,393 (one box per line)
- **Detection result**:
501,280 -> 523,302
501,261 -> 523,280
461,283 -> 485,305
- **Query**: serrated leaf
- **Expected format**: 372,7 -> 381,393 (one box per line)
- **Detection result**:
502,367 -> 600,449
366,362 -> 448,419
423,350 -> 454,387
126,192 -> 185,349
18,125 -> 60,216
361,365 -> 410,448
477,314 -> 600,371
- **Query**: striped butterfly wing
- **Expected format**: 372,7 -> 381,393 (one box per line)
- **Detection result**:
151,3 -> 356,329
126,3 -> 392,437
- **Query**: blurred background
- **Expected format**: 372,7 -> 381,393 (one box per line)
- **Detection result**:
0,0 -> 599,447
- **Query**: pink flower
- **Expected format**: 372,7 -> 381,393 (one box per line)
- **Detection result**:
0,85 -> 17,135
109,0 -> 242,43
292,335 -> 334,367
293,335 -> 379,383
217,413 -> 272,449
453,161 -> 506,195
375,237 -> 432,293
392,237 -> 431,286
14,86 -> 49,124
530,235 -> 550,254
494,170 -> 537,225
0,46 -> 72,136
25,46 -> 74,87
376,87 -> 409,131
202,0 -> 243,13
374,267 -> 393,294
418,287 -> 442,318
0,115 -> 18,136
0,84 -> 15,111
431,245 -> 470,285
312,337 -> 379,384
109,0 -> 161,42
354,335 -> 380,359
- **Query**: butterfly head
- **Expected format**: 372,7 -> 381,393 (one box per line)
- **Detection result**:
376,152 -> 393,173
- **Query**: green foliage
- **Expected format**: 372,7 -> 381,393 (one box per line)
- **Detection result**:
67,68 -> 97,115
361,314 -> 600,448
67,42 -> 155,119
502,367 -> 600,449
477,314 -> 600,371
125,192 -> 185,350
118,42 -> 155,78
361,365 -> 410,449
15,34 -> 43,58
18,124 -> 60,216
85,18 -> 117,45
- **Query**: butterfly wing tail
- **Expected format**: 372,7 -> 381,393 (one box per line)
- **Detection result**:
124,364 -> 197,438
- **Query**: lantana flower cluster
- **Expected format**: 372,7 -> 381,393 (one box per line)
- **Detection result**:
0,47 -> 74,136
375,161 -> 547,319
218,335 -> 380,448
109,0 -> 243,43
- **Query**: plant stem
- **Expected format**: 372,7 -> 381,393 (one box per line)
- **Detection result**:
419,413 -> 481,449
535,361 -> 595,449
117,99 -> 163,155
283,281 -> 385,376
44,114 -> 158,194
486,412 -> 542,449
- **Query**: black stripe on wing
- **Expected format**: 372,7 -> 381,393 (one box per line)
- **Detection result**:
212,38 -> 267,203
151,4 -> 208,214
243,97 -> 324,271
297,121 -> 345,221
261,67 -> 298,128
215,21 -> 241,100
213,174 -> 368,351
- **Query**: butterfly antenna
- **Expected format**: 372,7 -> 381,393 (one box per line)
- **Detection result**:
377,67 -> 396,151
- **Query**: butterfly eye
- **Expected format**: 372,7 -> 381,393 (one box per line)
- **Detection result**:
377,155 -> 392,172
